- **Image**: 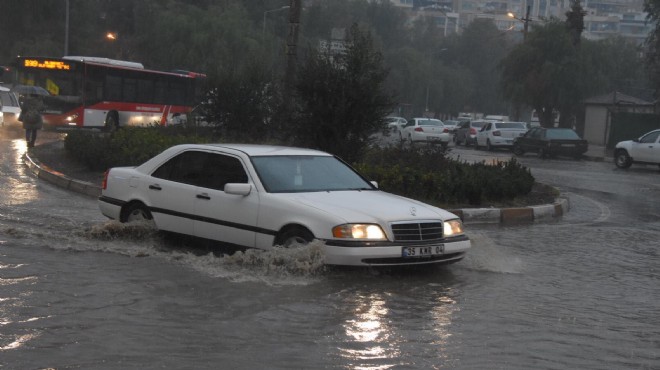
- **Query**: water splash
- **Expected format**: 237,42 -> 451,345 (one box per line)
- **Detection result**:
460,232 -> 524,274
82,220 -> 157,241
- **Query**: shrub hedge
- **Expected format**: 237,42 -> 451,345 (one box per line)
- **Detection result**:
354,146 -> 534,206
65,127 -> 534,206
64,126 -> 211,171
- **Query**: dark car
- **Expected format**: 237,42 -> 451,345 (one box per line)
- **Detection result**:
512,127 -> 588,159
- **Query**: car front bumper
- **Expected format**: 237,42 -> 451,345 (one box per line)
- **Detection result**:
322,237 -> 471,266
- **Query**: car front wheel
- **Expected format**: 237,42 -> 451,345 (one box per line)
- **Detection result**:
275,227 -> 314,248
512,144 -> 524,156
614,150 -> 632,169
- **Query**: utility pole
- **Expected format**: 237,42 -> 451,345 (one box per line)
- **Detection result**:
64,0 -> 69,56
284,0 -> 301,108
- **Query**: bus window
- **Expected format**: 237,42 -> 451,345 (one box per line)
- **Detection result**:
124,77 -> 137,102
105,75 -> 122,101
137,79 -> 153,103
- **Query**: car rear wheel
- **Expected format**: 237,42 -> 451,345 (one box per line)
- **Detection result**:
538,147 -> 548,159
614,150 -> 632,169
123,202 -> 153,223
275,227 -> 314,248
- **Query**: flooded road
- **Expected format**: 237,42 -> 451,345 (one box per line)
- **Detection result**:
2,127 -> 659,369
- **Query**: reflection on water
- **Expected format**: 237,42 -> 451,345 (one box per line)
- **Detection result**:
0,261 -> 40,352
339,290 -> 457,369
5,139 -> 39,205
341,293 -> 396,370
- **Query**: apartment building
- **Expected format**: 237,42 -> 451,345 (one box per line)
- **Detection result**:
389,0 -> 653,44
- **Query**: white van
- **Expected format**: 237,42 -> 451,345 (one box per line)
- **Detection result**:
0,86 -> 21,125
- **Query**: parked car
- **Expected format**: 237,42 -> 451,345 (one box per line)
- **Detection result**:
442,120 -> 460,134
453,120 -> 489,146
99,144 -> 471,267
386,116 -> 407,131
0,86 -> 21,125
400,118 -> 451,147
614,129 -> 660,169
475,121 -> 528,151
512,127 -> 588,159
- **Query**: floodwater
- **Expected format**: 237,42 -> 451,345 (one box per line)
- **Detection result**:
1,126 -> 659,369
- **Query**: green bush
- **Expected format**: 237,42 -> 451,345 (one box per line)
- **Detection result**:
355,146 -> 534,207
64,126 -> 211,171
65,128 -> 534,206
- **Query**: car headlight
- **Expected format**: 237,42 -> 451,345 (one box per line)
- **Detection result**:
332,224 -> 387,240
443,219 -> 465,236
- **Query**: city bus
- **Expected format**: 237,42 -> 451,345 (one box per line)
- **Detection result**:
10,56 -> 206,130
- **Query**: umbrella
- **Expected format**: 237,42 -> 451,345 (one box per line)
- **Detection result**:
12,85 -> 50,96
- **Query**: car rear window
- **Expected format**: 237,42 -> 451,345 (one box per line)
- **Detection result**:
546,129 -> 580,139
418,119 -> 443,126
497,122 -> 526,129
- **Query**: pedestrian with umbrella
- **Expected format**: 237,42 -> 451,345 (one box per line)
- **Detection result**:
20,95 -> 44,148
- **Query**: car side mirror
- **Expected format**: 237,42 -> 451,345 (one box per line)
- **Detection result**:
633,138 -> 640,143
224,183 -> 252,196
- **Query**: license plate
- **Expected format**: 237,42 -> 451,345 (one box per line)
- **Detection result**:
427,136 -> 441,141
561,144 -> 575,147
402,244 -> 445,257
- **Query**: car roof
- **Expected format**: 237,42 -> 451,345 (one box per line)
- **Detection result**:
170,143 -> 333,157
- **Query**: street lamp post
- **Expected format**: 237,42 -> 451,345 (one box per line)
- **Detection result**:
508,5 -> 532,41
263,6 -> 290,38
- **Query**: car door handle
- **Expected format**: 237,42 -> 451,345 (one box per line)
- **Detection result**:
196,193 -> 211,200
149,184 -> 162,191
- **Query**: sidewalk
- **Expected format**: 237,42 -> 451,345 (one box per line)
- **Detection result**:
22,133 -> 571,225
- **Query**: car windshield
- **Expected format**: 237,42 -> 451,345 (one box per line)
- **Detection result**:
546,129 -> 580,139
251,155 -> 375,193
497,122 -> 527,129
418,119 -> 443,126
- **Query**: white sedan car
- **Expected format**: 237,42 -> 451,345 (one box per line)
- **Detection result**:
614,129 -> 660,169
401,118 -> 451,147
475,121 -> 528,151
99,144 -> 471,266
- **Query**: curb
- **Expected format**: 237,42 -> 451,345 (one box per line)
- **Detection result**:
23,151 -> 569,225
23,152 -> 101,198
448,197 -> 568,225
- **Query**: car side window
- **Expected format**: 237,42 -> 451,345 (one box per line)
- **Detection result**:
640,131 -> 660,144
200,153 -> 248,191
151,150 -> 207,185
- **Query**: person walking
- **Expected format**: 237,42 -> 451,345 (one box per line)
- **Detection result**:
20,95 -> 44,148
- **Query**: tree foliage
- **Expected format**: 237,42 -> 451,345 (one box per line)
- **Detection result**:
644,0 -> 660,95
293,24 -> 395,162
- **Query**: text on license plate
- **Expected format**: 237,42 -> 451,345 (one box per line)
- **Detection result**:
402,245 -> 445,257
427,136 -> 441,141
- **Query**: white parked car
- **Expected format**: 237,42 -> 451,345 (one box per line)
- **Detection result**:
614,129 -> 660,169
386,116 -> 407,131
0,86 -> 21,125
475,121 -> 528,151
99,144 -> 471,266
400,118 -> 451,147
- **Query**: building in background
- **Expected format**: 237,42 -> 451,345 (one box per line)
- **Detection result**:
388,0 -> 652,44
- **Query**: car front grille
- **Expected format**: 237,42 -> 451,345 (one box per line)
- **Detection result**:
391,222 -> 443,241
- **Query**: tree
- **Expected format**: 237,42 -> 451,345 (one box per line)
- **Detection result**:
293,24 -> 395,163
500,20 -> 582,127
202,62 -> 284,142
644,0 -> 660,95
565,0 -> 586,46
